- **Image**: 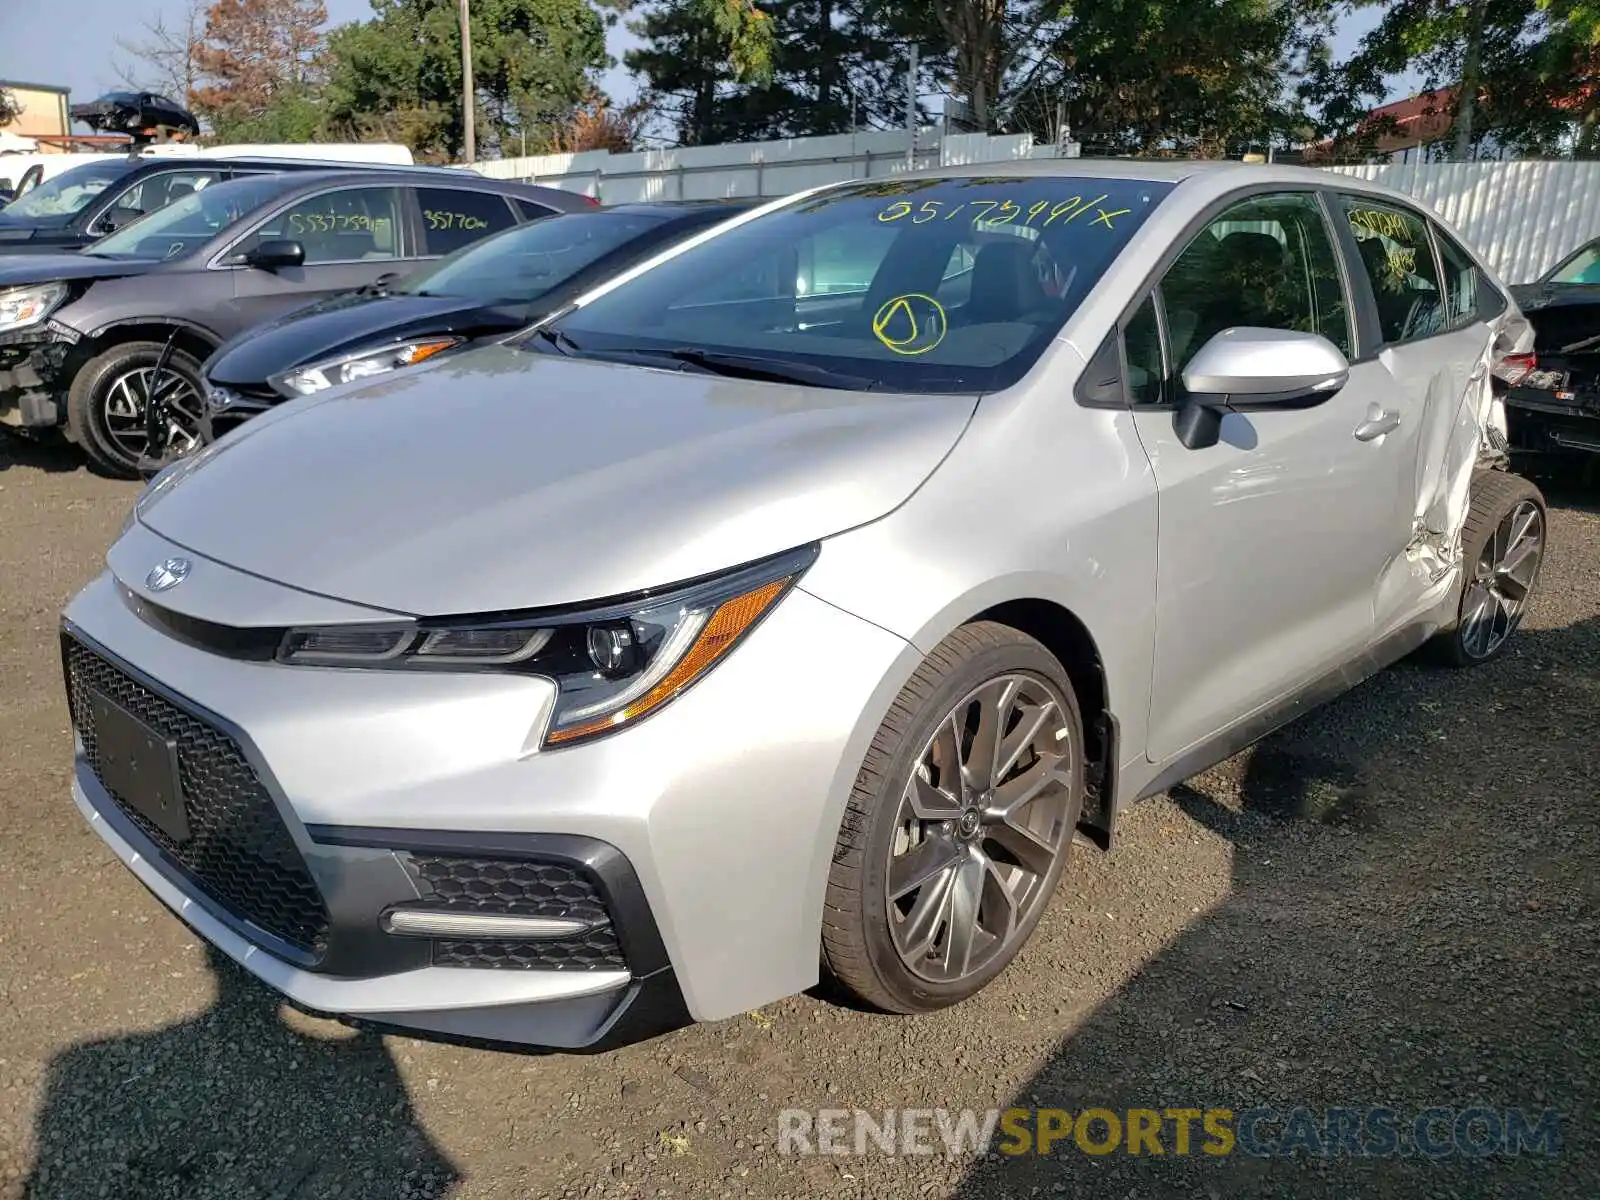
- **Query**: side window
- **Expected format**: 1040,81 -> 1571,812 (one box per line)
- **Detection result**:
1162,192 -> 1352,378
1340,198 -> 1446,344
417,188 -> 518,256
513,199 -> 557,222
797,224 -> 898,298
251,187 -> 402,264
1124,294 -> 1164,405
106,169 -> 225,222
1433,225 -> 1502,326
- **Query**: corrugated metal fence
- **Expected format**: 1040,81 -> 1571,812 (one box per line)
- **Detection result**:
467,137 -> 1600,286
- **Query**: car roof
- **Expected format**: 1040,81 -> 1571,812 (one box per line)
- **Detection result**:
597,199 -> 761,218
203,167 -> 583,201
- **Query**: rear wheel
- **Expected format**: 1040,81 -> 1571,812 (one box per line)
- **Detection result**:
822,623 -> 1084,1014
1430,469 -> 1547,667
66,341 -> 207,478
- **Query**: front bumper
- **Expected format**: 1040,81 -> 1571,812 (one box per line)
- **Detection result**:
200,381 -> 280,444
62,532 -> 917,1046
0,325 -> 76,429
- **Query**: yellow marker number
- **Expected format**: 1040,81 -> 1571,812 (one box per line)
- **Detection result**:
872,293 -> 948,356
875,194 -> 1131,231
425,209 -> 489,232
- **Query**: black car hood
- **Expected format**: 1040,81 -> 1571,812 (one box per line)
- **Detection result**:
0,252 -> 156,286
1509,282 -> 1600,313
207,291 -> 541,387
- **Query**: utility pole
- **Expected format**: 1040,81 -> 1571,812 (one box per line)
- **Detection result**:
905,44 -> 918,171
459,0 -> 476,164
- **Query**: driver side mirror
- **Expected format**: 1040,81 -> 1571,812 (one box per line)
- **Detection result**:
244,238 -> 306,271
1173,327 -> 1350,450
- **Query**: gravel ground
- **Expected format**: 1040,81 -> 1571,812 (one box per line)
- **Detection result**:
0,438 -> 1595,1199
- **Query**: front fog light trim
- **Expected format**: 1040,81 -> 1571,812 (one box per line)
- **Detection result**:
383,908 -> 593,939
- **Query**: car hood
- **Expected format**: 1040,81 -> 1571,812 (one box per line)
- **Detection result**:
139,345 -> 978,616
0,252 -> 155,286
207,292 -> 528,388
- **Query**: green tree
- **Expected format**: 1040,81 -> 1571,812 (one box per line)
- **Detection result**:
322,0 -> 610,159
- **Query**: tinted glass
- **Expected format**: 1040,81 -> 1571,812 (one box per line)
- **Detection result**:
250,186 -> 403,264
546,175 -> 1172,393
1432,226 -> 1484,331
417,187 -> 519,256
105,169 -> 227,224
87,173 -> 291,258
400,210 -> 670,303
1163,192 -> 1352,376
1124,294 -> 1164,405
1340,197 -> 1446,343
514,198 -> 557,221
1550,242 -> 1600,284
1,159 -> 137,222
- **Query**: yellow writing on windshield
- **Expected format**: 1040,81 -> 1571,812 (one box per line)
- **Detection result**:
876,195 -> 1131,230
872,293 -> 948,356
288,212 -> 391,234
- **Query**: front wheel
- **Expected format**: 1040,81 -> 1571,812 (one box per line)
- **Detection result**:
1430,469 -> 1547,667
66,341 -> 207,479
822,622 -> 1084,1014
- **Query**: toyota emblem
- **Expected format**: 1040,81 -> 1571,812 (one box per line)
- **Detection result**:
145,557 -> 192,592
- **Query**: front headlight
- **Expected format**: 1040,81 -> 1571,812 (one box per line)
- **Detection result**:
0,282 -> 67,334
270,336 -> 463,396
276,544 -> 819,747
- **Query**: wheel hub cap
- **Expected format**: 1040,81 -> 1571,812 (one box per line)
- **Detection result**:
1461,498 -> 1544,661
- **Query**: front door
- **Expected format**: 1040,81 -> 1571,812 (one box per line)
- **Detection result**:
220,184 -> 410,337
1128,190 -> 1416,764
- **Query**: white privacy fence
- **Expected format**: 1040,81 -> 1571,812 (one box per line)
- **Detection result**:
464,134 -> 1600,286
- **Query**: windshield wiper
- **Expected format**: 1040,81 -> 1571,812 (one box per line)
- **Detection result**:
616,346 -> 876,390
530,326 -> 584,356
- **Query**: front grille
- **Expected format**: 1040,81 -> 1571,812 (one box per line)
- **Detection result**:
63,636 -> 331,957
404,855 -> 626,971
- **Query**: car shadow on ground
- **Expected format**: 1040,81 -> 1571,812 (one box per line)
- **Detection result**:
950,615 -> 1600,1198
0,433 -> 79,475
22,944 -> 461,1200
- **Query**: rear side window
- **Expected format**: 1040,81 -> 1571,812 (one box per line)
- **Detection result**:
1340,197 -> 1446,344
417,188 -> 518,256
1434,224 -> 1504,325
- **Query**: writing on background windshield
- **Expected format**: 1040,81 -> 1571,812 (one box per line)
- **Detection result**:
549,175 -> 1171,393
1,161 -> 134,220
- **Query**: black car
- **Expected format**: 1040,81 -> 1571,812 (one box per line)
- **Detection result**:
0,152 -> 482,255
0,169 -> 587,476
202,199 -> 757,441
1503,236 -> 1600,458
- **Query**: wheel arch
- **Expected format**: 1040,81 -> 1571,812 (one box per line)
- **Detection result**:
76,319 -> 222,370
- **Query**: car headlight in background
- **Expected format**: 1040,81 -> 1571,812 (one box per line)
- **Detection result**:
276,544 -> 819,747
269,336 -> 464,396
0,282 -> 68,334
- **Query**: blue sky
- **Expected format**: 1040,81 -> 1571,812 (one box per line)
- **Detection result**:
1,1 -> 1397,137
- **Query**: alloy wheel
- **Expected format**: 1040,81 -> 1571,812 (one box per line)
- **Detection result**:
100,366 -> 205,466
885,673 -> 1075,984
1460,498 -> 1544,661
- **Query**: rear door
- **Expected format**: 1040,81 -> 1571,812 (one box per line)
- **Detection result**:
1127,190 -> 1413,763
219,183 -> 409,336
1332,192 -> 1507,618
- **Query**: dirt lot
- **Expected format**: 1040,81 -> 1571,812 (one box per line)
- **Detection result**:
0,438 -> 1596,1200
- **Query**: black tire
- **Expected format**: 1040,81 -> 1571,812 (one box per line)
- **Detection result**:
1428,468 -> 1547,667
66,341 -> 205,479
821,622 -> 1085,1014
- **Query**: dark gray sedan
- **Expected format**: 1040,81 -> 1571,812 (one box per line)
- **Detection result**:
0,168 -> 589,476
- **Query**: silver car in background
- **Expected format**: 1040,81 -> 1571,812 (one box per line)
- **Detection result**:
61,161 -> 1545,1048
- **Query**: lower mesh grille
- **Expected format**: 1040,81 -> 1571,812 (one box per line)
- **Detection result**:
63,636 -> 331,957
404,855 -> 626,971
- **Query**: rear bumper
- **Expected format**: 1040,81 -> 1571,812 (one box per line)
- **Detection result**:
1505,389 -> 1600,455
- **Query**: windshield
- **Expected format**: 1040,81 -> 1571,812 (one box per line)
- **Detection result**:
400,210 -> 672,302
1549,243 -> 1600,285
87,174 -> 288,259
539,175 -> 1172,393
0,159 -> 136,223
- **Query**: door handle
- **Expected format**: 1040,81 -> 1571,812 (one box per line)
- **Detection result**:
1354,408 -> 1401,441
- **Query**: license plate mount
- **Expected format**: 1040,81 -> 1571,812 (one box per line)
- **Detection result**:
90,691 -> 191,844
